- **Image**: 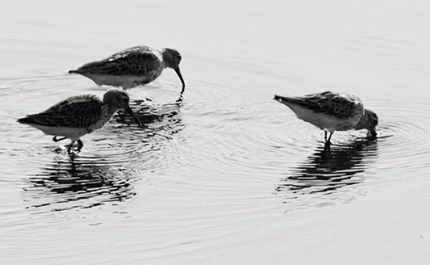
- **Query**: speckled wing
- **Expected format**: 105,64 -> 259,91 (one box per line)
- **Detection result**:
75,46 -> 162,76
22,95 -> 104,128
288,91 -> 361,119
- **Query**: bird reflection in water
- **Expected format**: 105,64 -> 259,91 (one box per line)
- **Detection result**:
25,99 -> 183,212
275,136 -> 378,208
114,96 -> 183,135
25,155 -> 135,211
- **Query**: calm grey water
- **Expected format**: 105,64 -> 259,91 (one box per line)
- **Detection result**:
1,0 -> 430,264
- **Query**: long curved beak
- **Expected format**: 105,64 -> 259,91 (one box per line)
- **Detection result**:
125,105 -> 142,127
174,67 -> 186,94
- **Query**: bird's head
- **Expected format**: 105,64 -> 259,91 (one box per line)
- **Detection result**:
103,88 -> 141,126
356,109 -> 378,136
162,48 -> 185,93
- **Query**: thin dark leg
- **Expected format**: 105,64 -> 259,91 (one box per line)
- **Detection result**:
53,136 -> 67,142
327,132 -> 334,143
324,131 -> 327,141
324,132 -> 333,149
76,139 -> 84,152
67,141 -> 75,154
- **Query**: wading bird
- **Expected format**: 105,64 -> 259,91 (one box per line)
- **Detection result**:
69,46 -> 185,93
18,88 -> 142,154
274,91 -> 378,143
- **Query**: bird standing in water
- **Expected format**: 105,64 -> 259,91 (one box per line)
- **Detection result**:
17,88 -> 142,154
69,46 -> 185,94
274,91 -> 378,143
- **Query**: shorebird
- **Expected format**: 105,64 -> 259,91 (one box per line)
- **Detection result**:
69,46 -> 185,93
17,88 -> 142,154
274,91 -> 378,143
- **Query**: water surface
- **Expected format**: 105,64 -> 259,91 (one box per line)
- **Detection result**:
1,0 -> 430,264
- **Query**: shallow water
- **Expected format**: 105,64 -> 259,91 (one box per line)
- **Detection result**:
1,0 -> 430,264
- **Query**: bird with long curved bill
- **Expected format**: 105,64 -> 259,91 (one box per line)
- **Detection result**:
274,91 -> 378,144
17,88 -> 142,154
69,45 -> 185,94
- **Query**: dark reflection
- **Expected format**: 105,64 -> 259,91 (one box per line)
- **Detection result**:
25,156 -> 135,211
115,97 -> 182,126
275,136 -> 378,198
24,98 -> 184,212
111,98 -> 184,148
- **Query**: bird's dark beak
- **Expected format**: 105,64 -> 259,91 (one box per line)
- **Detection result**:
174,67 -> 186,94
125,105 -> 142,127
369,128 -> 377,137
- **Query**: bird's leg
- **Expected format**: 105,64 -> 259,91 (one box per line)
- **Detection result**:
66,139 -> 83,155
53,136 -> 67,142
76,139 -> 84,152
324,131 -> 327,141
66,141 -> 75,155
326,132 -> 334,144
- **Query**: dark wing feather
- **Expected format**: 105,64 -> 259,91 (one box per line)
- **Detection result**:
295,91 -> 357,119
107,46 -> 152,60
75,46 -> 162,76
21,95 -> 104,128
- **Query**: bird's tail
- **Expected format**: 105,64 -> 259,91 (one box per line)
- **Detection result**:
17,117 -> 33,124
68,70 -> 80,74
274,94 -> 293,104
274,94 -> 285,101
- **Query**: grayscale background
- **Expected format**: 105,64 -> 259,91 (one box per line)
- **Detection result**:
1,0 -> 429,264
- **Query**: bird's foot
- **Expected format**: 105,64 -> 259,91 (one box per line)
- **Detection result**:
66,140 -> 83,155
53,144 -> 79,155
175,94 -> 183,103
65,145 -> 81,155
53,136 -> 67,142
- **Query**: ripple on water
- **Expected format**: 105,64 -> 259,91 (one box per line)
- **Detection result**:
178,88 -> 430,213
0,72 -> 184,219
4,72 -> 430,224
370,99 -> 430,181
25,156 -> 136,212
274,137 -> 379,210
20,100 -> 183,214
272,97 -> 430,210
